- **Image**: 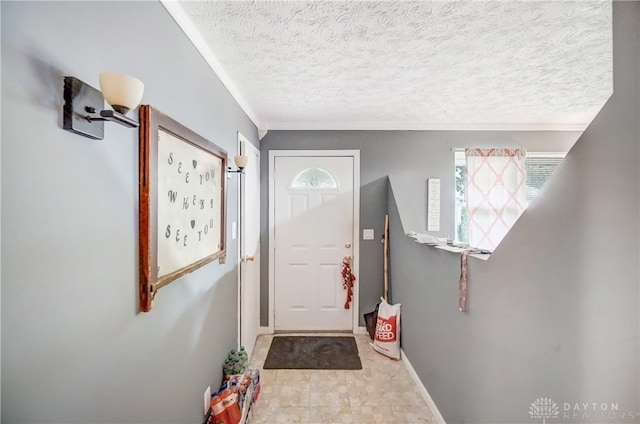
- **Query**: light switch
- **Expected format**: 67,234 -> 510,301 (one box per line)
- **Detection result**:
232,222 -> 237,240
363,229 -> 375,240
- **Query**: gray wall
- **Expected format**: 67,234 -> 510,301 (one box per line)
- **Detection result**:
389,2 -> 639,423
1,2 -> 257,423
260,130 -> 578,327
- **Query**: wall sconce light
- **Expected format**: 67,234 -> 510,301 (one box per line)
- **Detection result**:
227,155 -> 249,175
63,72 -> 144,140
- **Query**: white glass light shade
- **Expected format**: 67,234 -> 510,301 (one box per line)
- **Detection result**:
234,155 -> 249,169
99,72 -> 144,114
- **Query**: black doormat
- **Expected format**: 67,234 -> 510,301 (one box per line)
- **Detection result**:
263,336 -> 362,370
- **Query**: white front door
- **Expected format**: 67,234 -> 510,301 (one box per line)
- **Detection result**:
273,155 -> 356,331
239,137 -> 260,358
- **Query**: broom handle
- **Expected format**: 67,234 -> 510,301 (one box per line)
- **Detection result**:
383,214 -> 389,302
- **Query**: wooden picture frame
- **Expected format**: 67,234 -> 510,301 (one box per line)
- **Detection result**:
138,105 -> 227,312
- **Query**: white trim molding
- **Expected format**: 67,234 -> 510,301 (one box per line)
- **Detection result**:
357,326 -> 370,335
258,326 -> 272,336
401,349 -> 447,424
235,133 -> 243,350
268,150 -> 361,334
265,121 -> 589,132
258,129 -> 269,141
160,0 -> 264,132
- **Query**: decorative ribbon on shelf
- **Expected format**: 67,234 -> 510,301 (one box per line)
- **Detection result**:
341,255 -> 356,309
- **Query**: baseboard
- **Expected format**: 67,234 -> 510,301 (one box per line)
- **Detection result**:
400,349 -> 446,424
261,326 -> 368,336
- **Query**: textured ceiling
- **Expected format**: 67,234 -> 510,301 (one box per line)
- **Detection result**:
175,1 -> 612,131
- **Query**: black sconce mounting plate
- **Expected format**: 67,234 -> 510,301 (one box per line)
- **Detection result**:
63,76 -> 104,140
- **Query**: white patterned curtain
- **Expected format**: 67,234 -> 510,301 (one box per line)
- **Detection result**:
465,148 -> 526,250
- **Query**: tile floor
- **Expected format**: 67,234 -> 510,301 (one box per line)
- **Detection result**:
247,333 -> 435,424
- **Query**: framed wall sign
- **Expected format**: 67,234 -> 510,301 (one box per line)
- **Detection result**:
426,178 -> 441,232
138,105 -> 227,312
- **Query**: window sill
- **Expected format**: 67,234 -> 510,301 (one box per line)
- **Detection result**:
407,232 -> 491,261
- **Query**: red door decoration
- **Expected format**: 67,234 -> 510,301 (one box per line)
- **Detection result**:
341,256 -> 356,309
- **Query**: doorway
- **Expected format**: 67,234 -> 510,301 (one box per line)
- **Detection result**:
268,150 -> 360,332
238,134 -> 260,358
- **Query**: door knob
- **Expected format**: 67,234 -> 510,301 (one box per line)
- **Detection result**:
244,255 -> 255,262
345,242 -> 351,248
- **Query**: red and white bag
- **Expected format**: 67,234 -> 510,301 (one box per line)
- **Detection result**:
372,297 -> 401,360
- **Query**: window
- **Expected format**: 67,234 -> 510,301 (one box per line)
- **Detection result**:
454,151 -> 468,244
454,150 -> 565,248
524,153 -> 565,206
291,168 -> 338,189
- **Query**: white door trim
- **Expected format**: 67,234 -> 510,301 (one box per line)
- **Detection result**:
237,131 -> 259,352
236,132 -> 246,349
268,150 -> 360,334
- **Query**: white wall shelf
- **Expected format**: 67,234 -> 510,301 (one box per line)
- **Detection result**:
407,233 -> 491,261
